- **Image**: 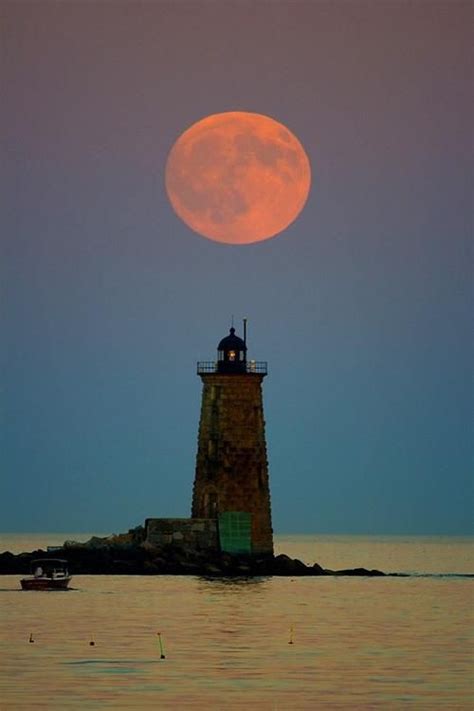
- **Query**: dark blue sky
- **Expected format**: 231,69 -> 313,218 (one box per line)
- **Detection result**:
2,1 -> 472,534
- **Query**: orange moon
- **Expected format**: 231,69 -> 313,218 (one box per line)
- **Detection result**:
165,111 -> 311,245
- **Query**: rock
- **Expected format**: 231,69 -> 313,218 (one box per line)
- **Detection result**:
253,557 -> 275,575
0,533 -> 386,578
204,563 -> 223,575
0,551 -> 19,573
128,525 -> 145,544
87,536 -> 112,549
271,554 -> 311,575
236,564 -> 251,575
180,561 -> 201,573
271,553 -> 292,572
63,540 -> 84,549
332,567 -> 385,576
112,559 -> 139,574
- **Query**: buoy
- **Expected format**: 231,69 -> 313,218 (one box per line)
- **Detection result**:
89,640 -> 95,646
29,633 -> 34,644
288,626 -> 294,645
157,632 -> 166,659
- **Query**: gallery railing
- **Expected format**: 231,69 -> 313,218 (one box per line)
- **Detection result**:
197,361 -> 268,375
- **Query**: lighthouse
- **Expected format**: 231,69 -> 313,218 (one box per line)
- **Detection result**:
192,322 -> 273,556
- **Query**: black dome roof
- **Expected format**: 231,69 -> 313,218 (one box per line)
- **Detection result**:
217,327 -> 246,351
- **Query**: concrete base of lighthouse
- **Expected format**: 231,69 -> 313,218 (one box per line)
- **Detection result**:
192,374 -> 273,556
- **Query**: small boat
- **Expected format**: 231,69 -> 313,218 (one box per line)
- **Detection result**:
20,559 -> 72,591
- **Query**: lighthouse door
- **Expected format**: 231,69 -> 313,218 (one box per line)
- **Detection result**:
218,512 -> 252,554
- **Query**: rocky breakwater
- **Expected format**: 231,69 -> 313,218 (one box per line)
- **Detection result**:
0,529 -> 385,577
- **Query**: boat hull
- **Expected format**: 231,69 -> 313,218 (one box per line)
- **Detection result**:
20,577 -> 72,591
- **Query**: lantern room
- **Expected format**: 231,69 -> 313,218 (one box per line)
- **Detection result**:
217,327 -> 247,373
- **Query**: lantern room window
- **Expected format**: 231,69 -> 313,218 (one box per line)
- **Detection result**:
228,350 -> 236,362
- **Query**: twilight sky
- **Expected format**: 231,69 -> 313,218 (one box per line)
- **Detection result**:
2,1 -> 472,535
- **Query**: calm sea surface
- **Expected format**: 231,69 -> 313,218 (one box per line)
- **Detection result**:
0,533 -> 472,709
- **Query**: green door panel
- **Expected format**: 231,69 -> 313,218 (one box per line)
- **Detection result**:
218,512 -> 252,554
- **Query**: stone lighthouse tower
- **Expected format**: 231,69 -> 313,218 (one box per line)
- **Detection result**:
192,323 -> 273,556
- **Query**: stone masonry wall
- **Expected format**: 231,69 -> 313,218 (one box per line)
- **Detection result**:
192,374 -> 273,555
145,518 -> 218,551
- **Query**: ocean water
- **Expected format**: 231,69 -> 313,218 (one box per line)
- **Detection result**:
0,533 -> 472,709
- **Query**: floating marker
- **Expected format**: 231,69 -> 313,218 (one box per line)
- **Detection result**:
288,626 -> 294,645
157,632 -> 166,659
89,640 -> 95,646
29,633 -> 34,644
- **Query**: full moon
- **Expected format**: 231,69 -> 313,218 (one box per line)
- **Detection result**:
165,111 -> 311,245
